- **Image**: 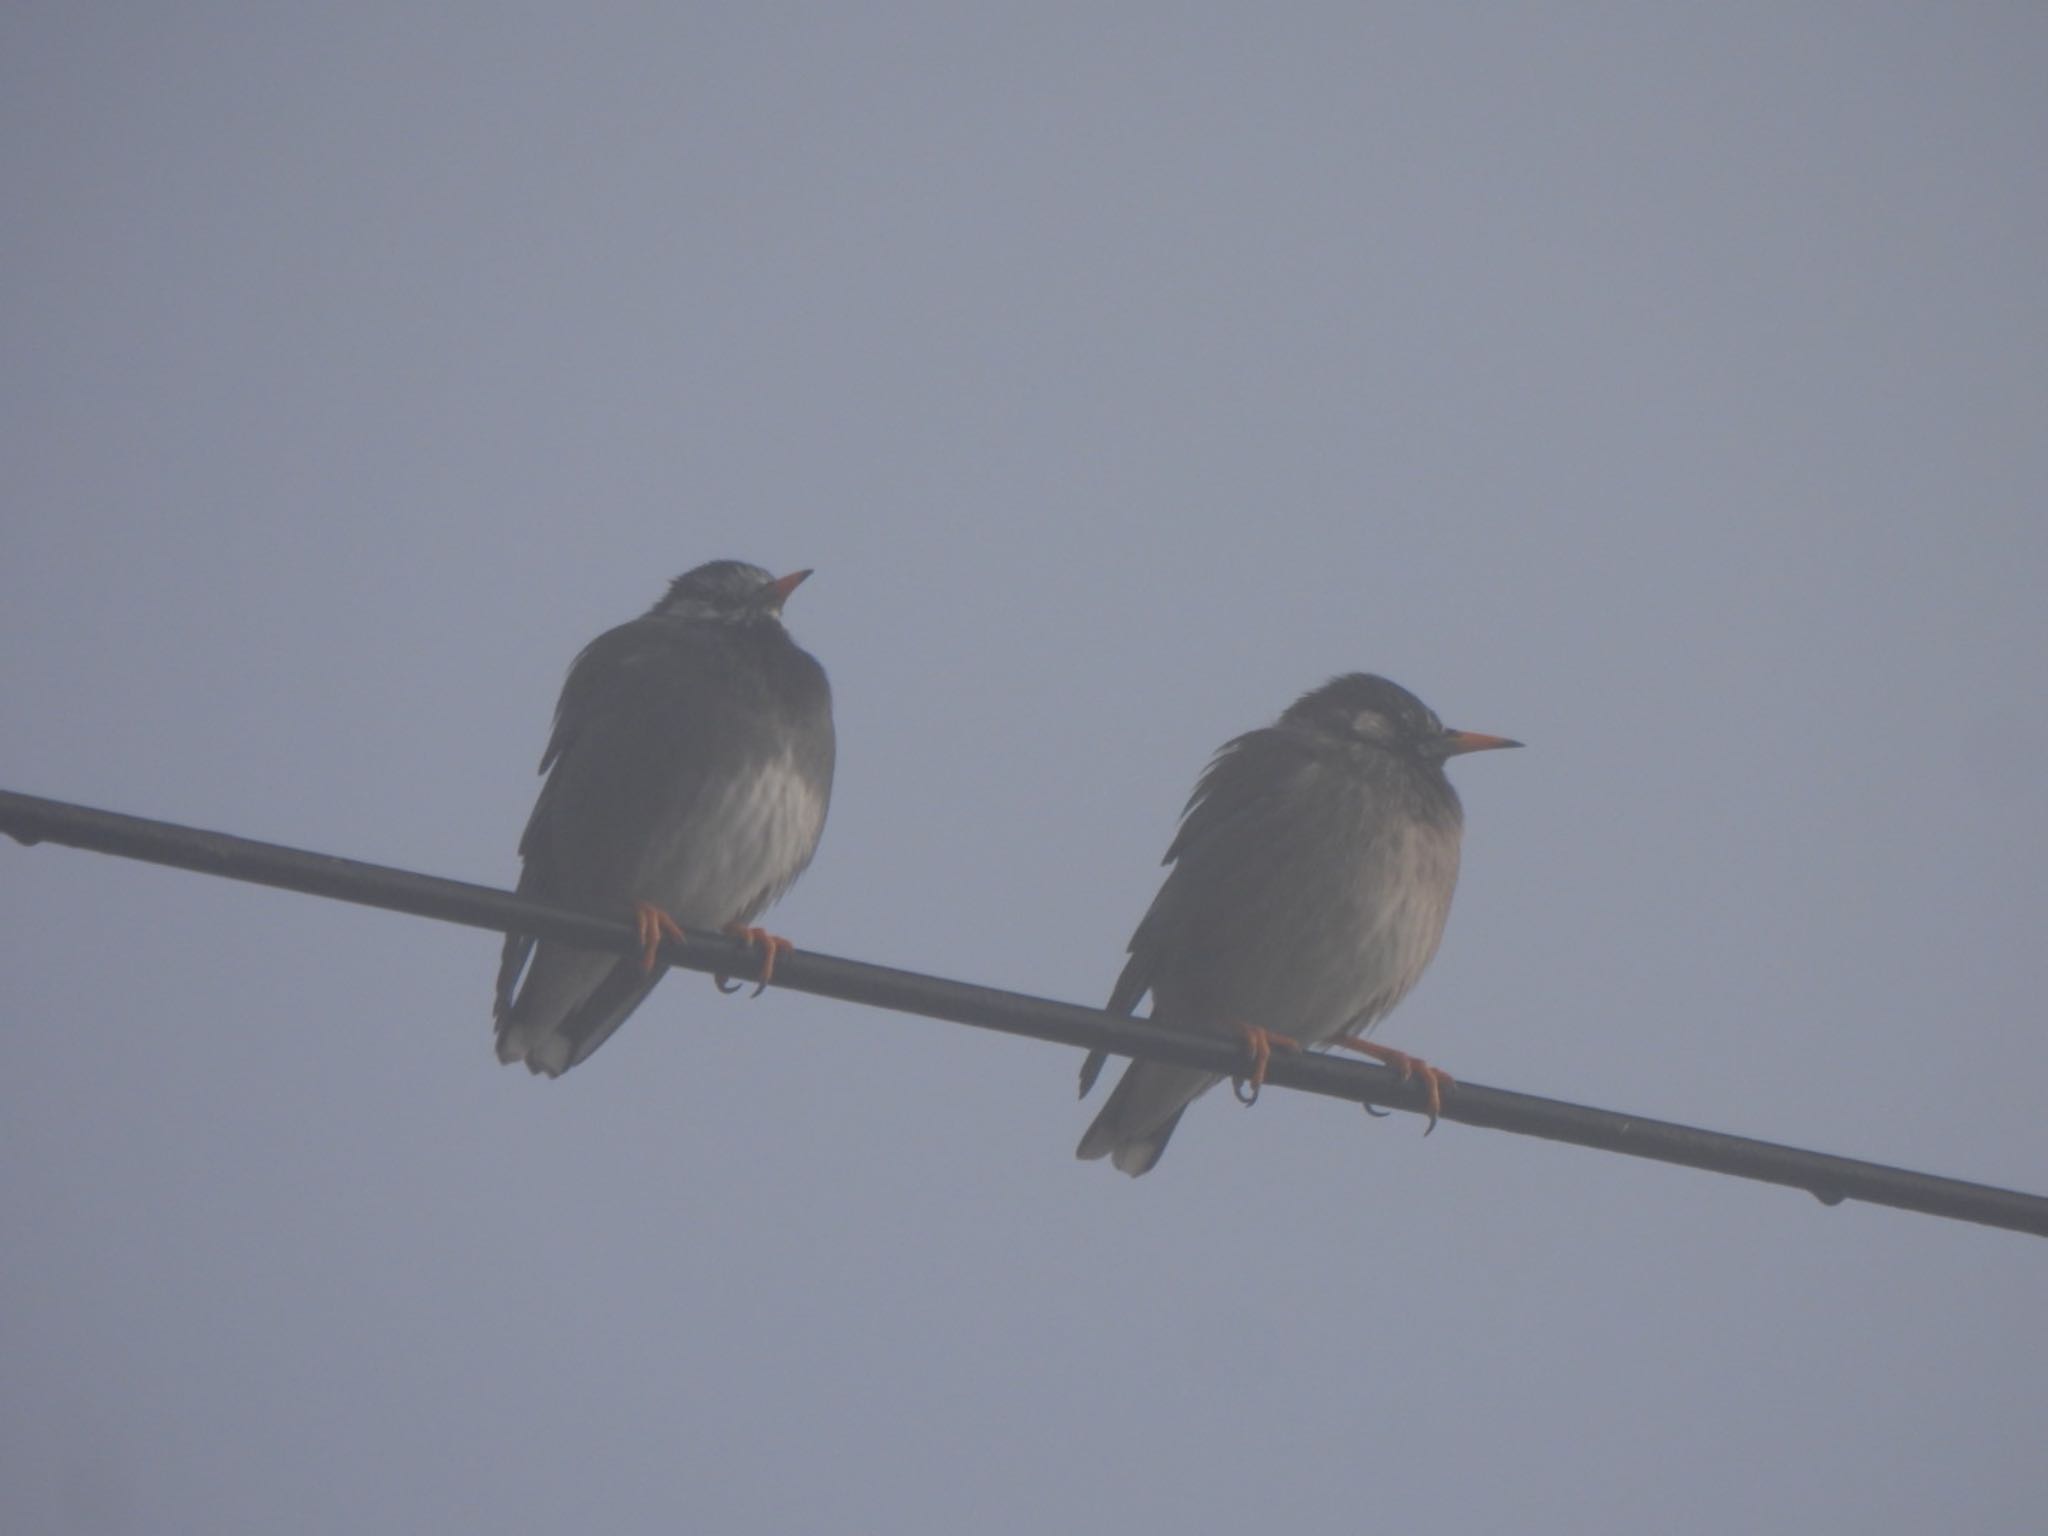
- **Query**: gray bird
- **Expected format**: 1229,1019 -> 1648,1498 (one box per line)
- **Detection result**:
1077,673 -> 1518,1174
494,560 -> 835,1077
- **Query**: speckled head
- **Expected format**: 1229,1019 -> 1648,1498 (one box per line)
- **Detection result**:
651,560 -> 812,623
1284,673 -> 1521,761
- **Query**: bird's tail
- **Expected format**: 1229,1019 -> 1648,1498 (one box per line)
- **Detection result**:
1075,1060 -> 1219,1176
495,943 -> 663,1077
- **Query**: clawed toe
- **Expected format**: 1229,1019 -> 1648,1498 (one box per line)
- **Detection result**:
631,902 -> 687,973
717,925 -> 794,997
1230,1024 -> 1303,1106
1333,1037 -> 1455,1133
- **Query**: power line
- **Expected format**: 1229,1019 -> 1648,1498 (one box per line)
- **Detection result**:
4,785 -> 2042,1239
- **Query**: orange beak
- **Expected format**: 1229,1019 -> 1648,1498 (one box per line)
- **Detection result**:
1439,729 -> 1522,756
767,569 -> 813,607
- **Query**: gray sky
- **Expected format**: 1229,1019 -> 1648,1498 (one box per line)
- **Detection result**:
4,6 -> 2044,1533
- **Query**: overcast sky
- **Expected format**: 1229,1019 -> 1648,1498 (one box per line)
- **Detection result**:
4,6 -> 2044,1534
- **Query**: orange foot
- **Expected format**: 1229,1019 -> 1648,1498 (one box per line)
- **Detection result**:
1231,1024 -> 1304,1106
1333,1037 -> 1456,1134
716,925 -> 794,998
632,902 -> 687,973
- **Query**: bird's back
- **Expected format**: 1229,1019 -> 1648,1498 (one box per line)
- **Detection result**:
493,608 -> 834,1076
519,614 -> 832,919
1079,726 -> 1463,1171
1133,730 -> 1460,1044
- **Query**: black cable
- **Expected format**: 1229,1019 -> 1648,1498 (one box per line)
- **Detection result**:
4,786 -> 2042,1239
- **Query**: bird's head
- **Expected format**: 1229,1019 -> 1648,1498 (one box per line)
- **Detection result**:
1285,673 -> 1521,765
652,560 -> 812,624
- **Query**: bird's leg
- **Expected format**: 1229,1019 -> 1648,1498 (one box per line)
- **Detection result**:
632,902 -> 688,973
717,924 -> 794,998
1231,1024 -> 1303,1106
1332,1037 -> 1455,1134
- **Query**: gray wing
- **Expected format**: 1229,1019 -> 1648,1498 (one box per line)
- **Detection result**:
493,619 -> 717,1019
1078,727 -> 1311,1099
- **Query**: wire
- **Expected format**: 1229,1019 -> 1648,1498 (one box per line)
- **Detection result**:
4,785 -> 2043,1239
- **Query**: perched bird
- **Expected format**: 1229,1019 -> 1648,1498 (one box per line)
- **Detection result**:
493,560 -> 835,1077
1077,673 -> 1518,1175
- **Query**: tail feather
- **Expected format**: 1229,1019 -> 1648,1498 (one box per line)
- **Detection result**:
1075,1059 -> 1220,1176
495,944 -> 665,1077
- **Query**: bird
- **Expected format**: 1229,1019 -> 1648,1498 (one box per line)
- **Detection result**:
1077,673 -> 1518,1175
493,559 -> 835,1077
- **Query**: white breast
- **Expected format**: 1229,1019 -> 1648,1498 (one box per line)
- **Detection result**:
642,749 -> 829,928
1335,816 -> 1461,1041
